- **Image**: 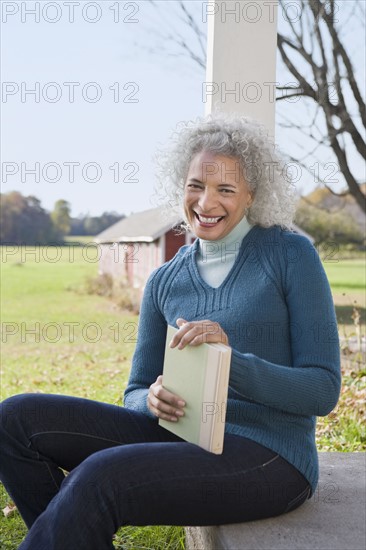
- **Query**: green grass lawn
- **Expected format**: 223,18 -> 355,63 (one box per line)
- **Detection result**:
0,245 -> 136,403
323,258 -> 365,292
0,245 -> 184,549
0,247 -> 364,549
64,235 -> 99,246
323,258 -> 365,339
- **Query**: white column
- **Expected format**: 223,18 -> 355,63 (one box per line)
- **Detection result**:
204,1 -> 278,137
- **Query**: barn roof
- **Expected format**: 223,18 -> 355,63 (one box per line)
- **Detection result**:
94,206 -> 183,244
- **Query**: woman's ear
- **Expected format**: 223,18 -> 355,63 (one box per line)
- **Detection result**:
247,192 -> 254,208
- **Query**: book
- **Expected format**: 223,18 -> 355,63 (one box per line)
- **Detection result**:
159,325 -> 232,454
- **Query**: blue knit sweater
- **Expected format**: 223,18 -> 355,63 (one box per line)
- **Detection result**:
124,225 -> 341,493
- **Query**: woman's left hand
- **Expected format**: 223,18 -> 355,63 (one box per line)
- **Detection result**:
169,318 -> 229,350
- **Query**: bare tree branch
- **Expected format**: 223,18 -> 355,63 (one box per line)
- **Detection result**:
315,0 -> 366,126
277,34 -> 317,100
178,1 -> 206,60
285,154 -> 349,199
145,0 -> 366,213
277,0 -> 366,212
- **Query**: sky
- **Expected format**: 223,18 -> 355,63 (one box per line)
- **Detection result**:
1,0 -> 365,218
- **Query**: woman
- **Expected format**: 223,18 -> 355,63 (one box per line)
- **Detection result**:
0,114 -> 341,550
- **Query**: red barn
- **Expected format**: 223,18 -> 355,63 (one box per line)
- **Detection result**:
95,207 -> 194,293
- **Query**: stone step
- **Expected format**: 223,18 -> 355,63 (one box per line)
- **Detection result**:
185,452 -> 366,550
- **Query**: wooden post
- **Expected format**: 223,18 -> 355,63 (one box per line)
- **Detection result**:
204,0 -> 278,137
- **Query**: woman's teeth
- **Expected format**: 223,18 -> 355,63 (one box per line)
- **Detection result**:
197,214 -> 223,223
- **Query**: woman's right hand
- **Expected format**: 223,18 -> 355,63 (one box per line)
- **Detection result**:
147,375 -> 186,422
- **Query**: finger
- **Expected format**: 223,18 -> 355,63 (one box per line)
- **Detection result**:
149,404 -> 179,422
176,324 -> 202,348
173,321 -> 218,349
153,384 -> 185,409
169,320 -> 192,348
189,329 -> 229,346
148,379 -> 185,418
148,395 -> 184,421
148,390 -> 185,421
172,320 -> 213,347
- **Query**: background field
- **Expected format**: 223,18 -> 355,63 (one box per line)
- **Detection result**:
0,245 -> 136,403
323,259 -> 365,337
0,245 -> 364,549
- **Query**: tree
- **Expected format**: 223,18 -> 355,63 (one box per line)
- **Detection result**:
83,212 -> 125,236
69,215 -> 87,236
276,0 -> 365,213
0,191 -> 59,245
145,0 -> 366,213
0,193 -> 125,243
295,200 -> 364,246
51,199 -> 71,237
69,212 -> 125,236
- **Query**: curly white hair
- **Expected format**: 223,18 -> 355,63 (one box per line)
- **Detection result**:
153,113 -> 296,230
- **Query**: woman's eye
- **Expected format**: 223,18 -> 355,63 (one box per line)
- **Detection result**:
187,184 -> 202,190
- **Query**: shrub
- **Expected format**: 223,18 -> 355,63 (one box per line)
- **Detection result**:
84,274 -> 140,313
295,202 -> 365,247
85,273 -> 114,297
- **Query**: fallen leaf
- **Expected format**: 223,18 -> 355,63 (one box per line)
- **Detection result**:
3,503 -> 17,518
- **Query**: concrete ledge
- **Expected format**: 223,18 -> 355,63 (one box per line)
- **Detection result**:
185,452 -> 366,550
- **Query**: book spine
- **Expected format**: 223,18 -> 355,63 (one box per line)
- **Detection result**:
199,348 -> 221,453
211,353 -> 225,454
211,350 -> 231,454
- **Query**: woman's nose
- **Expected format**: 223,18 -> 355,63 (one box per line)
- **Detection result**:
198,189 -> 218,211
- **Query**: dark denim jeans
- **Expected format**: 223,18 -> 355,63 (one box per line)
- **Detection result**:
0,393 -> 310,550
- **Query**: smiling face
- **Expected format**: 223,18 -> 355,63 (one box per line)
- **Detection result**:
183,150 -> 253,241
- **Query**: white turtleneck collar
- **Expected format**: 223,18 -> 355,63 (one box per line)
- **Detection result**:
196,216 -> 253,288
